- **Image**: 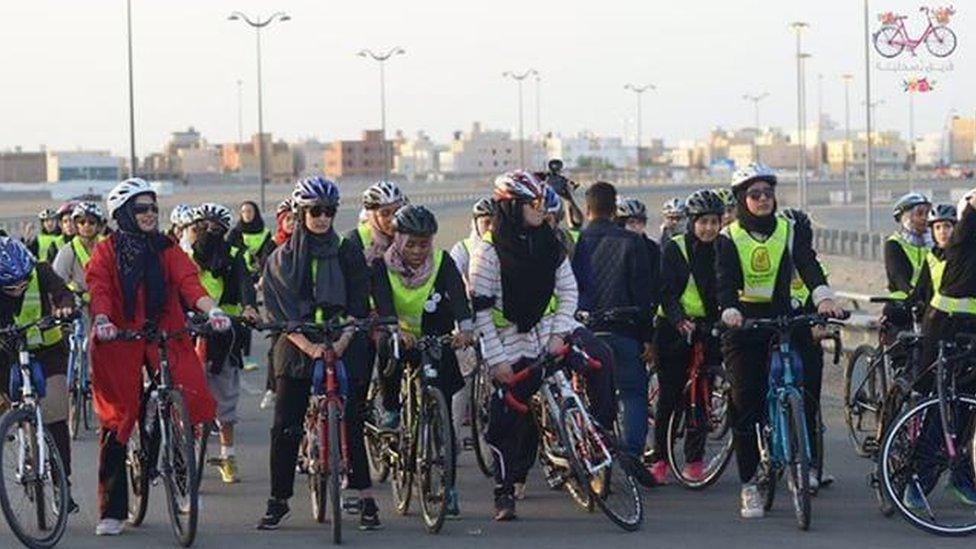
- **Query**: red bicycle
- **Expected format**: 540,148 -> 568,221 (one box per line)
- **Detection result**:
255,315 -> 397,545
874,7 -> 957,58
664,327 -> 733,489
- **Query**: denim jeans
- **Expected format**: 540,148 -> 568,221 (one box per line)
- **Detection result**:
601,334 -> 648,459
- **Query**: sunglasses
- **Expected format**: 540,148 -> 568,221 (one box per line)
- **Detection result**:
75,217 -> 98,226
746,188 -> 775,200
2,280 -> 28,294
132,203 -> 159,215
307,205 -> 336,218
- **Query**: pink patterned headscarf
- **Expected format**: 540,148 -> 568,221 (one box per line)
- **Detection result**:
383,233 -> 434,289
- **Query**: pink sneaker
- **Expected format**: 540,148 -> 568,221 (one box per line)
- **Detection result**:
682,461 -> 705,482
649,460 -> 670,485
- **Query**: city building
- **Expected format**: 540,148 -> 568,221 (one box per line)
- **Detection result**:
222,133 -> 294,184
294,139 -> 328,177
544,132 -> 637,170
824,131 -> 908,175
393,131 -> 443,180
324,130 -> 393,179
46,150 -> 123,182
950,116 -> 975,164
439,122 -> 545,176
0,148 -> 48,183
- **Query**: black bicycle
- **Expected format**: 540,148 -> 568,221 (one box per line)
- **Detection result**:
0,313 -> 76,549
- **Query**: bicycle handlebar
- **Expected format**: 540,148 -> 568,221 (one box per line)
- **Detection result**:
115,313 -> 214,343
575,306 -> 642,326
500,337 -> 602,414
0,311 -> 81,340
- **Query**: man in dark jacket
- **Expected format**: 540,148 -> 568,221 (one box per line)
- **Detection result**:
571,181 -> 656,486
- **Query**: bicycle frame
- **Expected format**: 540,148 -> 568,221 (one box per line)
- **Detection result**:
313,357 -> 349,476
542,367 -> 612,476
13,349 -> 48,481
66,315 -> 88,391
884,16 -> 940,53
762,338 -> 810,470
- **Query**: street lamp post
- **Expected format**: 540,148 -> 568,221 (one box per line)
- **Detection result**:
908,90 -> 916,191
228,11 -> 290,213
842,73 -> 854,203
359,47 -> 406,179
791,21 -> 810,209
742,92 -> 769,162
624,83 -> 656,183
503,69 -> 538,167
126,0 -> 137,177
534,72 -> 542,137
863,0 -> 875,231
236,79 -> 244,146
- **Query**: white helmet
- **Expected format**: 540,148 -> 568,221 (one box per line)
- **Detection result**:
197,202 -> 233,230
169,204 -> 194,228
730,163 -> 777,192
107,178 -> 155,219
362,180 -> 406,210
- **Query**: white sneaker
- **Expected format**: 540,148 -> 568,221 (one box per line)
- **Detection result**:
808,469 -> 820,491
740,484 -> 764,519
95,518 -> 125,536
259,390 -> 275,410
514,482 -> 526,501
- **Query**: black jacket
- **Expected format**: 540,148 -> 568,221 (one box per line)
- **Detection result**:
571,218 -> 656,343
939,204 -> 976,300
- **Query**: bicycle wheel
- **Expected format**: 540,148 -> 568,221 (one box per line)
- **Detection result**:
68,374 -> 81,440
327,399 -> 342,544
844,345 -> 883,457
307,412 -> 327,523
470,367 -> 494,478
811,405 -> 824,495
126,420 -> 150,526
881,394 -> 976,536
391,397 -> 414,516
643,372 -> 659,461
364,382 -> 390,483
873,26 -> 905,57
926,26 -> 957,57
785,392 -> 811,530
539,407 -> 593,512
417,387 -> 453,534
0,408 -> 69,549
161,391 -> 199,547
559,402 -> 643,531
666,375 -> 734,490
194,422 -> 211,492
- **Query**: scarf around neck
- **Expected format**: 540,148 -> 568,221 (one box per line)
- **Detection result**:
113,199 -> 170,322
364,218 -> 392,264
263,221 -> 347,322
384,233 -> 435,289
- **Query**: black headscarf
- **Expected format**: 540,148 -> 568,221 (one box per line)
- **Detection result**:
113,196 -> 170,322
191,229 -> 233,275
263,211 -> 347,322
237,201 -> 265,234
733,180 -> 778,236
491,200 -> 565,333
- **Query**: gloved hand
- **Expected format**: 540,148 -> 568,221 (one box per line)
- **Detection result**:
208,308 -> 232,333
93,314 -> 118,341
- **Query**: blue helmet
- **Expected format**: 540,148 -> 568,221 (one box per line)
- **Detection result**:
0,237 -> 36,286
543,185 -> 564,217
292,176 -> 340,208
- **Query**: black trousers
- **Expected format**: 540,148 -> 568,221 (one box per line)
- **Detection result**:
486,358 -> 544,497
269,374 -> 373,501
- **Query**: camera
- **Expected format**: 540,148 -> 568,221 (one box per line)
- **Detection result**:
543,158 -> 577,198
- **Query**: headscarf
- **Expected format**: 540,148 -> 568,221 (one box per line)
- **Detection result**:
364,214 -> 393,264
191,228 -> 232,275
274,209 -> 292,246
899,214 -> 931,247
733,181 -> 778,237
113,196 -> 170,322
384,233 -> 435,289
263,211 -> 347,322
491,200 -> 564,333
237,200 -> 265,234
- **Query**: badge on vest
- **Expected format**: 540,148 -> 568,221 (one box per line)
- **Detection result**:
424,292 -> 442,313
751,247 -> 772,273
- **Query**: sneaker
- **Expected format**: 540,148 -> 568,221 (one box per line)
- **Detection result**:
513,482 -> 526,500
446,487 -> 460,518
259,390 -> 275,410
243,359 -> 260,372
218,456 -> 239,484
256,499 -> 290,530
948,478 -> 976,506
380,409 -> 400,430
621,454 -> 657,488
740,483 -> 764,519
95,518 -> 125,536
67,496 -> 79,514
902,484 -> 926,510
649,460 -> 670,485
681,461 -> 705,482
494,494 -> 516,521
359,497 -> 382,530
808,469 -> 820,491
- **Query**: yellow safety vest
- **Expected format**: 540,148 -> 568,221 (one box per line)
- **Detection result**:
790,260 -> 830,306
671,235 -> 706,318
241,229 -> 270,273
36,233 -> 65,263
357,224 -> 373,251
726,218 -> 791,304
14,269 -> 63,349
924,252 -> 974,314
926,252 -> 946,296
196,248 -> 242,316
481,231 -> 558,328
569,229 -> 580,244
388,251 -> 445,337
887,233 -> 928,300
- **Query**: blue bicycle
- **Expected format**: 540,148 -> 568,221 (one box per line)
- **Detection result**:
739,313 -> 844,531
65,311 -> 93,440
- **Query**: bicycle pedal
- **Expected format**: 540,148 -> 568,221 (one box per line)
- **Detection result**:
862,437 -> 879,454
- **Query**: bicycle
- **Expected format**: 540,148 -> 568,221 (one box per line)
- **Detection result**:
256,315 -> 397,544
65,304 -> 93,440
385,333 -> 457,534
732,313 -> 845,531
0,313 -> 76,549
468,340 -> 495,478
874,6 -> 957,58
503,335 -> 644,531
118,314 -> 215,547
844,297 -> 922,458
664,324 -> 734,490
879,332 -> 976,536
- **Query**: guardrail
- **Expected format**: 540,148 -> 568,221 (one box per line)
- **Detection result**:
812,227 -> 888,263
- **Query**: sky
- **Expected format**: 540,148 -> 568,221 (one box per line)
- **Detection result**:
0,0 -> 971,155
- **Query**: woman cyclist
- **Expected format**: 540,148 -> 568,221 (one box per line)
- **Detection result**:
24,208 -> 65,263
885,192 -> 931,331
52,201 -> 106,298
660,197 -> 687,242
912,203 -> 957,312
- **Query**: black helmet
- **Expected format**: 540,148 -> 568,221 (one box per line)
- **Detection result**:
779,207 -> 811,229
927,203 -> 957,225
684,190 -> 725,218
394,205 -> 438,236
472,197 -> 495,219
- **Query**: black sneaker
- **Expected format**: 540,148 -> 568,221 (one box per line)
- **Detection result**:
620,453 -> 658,488
493,494 -> 516,521
68,497 -> 79,515
359,497 -> 381,531
256,499 -> 290,530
